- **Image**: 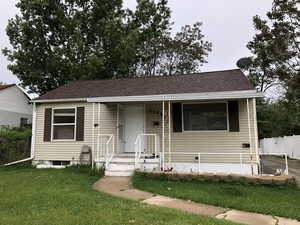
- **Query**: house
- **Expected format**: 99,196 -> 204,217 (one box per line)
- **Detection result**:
0,84 -> 32,128
30,69 -> 263,176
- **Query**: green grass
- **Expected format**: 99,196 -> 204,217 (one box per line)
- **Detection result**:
132,173 -> 300,221
0,167 -> 238,225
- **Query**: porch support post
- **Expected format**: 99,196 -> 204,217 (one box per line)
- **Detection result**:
117,104 -> 119,155
98,103 -> 101,160
168,101 -> 171,164
253,98 -> 260,167
92,103 -> 95,169
162,101 -> 165,170
246,98 -> 254,175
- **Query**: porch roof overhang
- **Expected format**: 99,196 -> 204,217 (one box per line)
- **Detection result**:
87,90 -> 263,103
31,90 -> 263,103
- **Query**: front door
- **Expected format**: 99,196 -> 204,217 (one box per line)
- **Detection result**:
123,104 -> 145,153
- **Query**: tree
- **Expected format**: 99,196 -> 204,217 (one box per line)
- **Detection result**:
3,0 -> 212,95
126,1 -> 212,76
127,0 -> 172,76
238,0 -> 300,138
3,0 -> 133,95
238,0 -> 299,93
157,22 -> 212,76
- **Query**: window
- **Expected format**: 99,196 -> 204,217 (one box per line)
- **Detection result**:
20,118 -> 28,127
52,108 -> 76,140
183,103 -> 228,131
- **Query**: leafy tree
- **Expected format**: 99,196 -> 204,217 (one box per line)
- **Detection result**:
3,0 -> 132,95
157,22 -> 212,76
256,99 -> 300,138
3,0 -> 212,95
238,0 -> 299,93
238,0 -> 300,138
127,0 -> 172,76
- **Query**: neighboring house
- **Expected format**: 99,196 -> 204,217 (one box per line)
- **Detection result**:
0,84 -> 32,127
31,69 -> 263,176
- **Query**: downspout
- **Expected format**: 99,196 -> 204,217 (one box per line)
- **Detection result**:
5,102 -> 37,166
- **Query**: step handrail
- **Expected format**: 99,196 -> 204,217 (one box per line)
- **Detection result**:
134,133 -> 157,168
97,134 -> 115,168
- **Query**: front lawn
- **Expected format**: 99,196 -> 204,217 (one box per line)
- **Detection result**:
0,167 -> 238,225
132,172 -> 300,221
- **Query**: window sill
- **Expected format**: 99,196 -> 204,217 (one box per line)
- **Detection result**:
51,139 -> 77,142
181,130 -> 229,133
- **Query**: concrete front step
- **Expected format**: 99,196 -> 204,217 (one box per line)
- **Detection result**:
107,163 -> 135,171
105,170 -> 134,177
99,155 -> 160,177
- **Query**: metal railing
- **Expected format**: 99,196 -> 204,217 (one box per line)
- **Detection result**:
134,134 -> 158,168
97,134 -> 115,168
163,152 -> 289,175
259,152 -> 289,175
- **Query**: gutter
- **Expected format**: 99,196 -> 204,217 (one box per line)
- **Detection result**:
31,97 -> 87,103
31,90 -> 264,104
88,90 -> 264,103
5,102 -> 37,166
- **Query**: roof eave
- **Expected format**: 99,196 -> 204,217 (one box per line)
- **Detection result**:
31,90 -> 264,103
31,97 -> 88,103
88,90 -> 264,103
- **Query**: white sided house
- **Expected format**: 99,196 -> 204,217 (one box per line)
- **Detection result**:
0,84 -> 32,127
31,69 -> 263,176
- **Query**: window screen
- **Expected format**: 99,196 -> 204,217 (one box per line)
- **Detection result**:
183,103 -> 228,131
52,108 -> 76,140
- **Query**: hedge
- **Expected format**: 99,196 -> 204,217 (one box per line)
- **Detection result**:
0,127 -> 31,165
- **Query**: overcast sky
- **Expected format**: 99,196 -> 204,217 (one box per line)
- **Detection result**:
0,0 -> 273,86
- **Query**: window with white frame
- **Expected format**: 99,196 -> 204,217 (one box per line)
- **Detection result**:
52,108 -> 76,140
183,103 -> 228,131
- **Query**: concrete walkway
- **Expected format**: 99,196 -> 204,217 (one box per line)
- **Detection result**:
93,176 -> 300,225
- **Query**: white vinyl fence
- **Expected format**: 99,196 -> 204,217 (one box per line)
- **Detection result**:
260,135 -> 300,159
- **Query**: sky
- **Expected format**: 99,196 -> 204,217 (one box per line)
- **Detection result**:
0,0 -> 273,86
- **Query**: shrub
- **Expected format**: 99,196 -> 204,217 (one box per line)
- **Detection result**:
0,127 -> 31,165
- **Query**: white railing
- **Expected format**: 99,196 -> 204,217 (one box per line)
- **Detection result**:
134,134 -> 158,168
163,152 -> 289,175
97,134 -> 115,168
259,152 -> 289,175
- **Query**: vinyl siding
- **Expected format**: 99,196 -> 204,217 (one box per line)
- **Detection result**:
34,99 -> 258,164
145,99 -> 258,164
0,86 -> 32,127
34,102 -> 117,161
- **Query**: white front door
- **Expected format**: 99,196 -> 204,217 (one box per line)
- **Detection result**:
123,104 -> 145,153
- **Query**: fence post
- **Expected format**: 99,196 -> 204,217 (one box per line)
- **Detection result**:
285,153 -> 289,175
198,153 -> 201,174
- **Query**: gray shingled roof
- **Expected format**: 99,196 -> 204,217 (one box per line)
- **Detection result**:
35,69 -> 255,100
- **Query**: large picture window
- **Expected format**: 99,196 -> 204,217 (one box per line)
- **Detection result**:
52,108 -> 76,140
183,103 -> 228,131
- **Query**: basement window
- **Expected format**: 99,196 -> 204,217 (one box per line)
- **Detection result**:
52,161 -> 70,166
183,103 -> 228,131
52,108 -> 76,141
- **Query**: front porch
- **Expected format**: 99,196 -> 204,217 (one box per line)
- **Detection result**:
91,98 -> 260,176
